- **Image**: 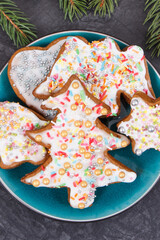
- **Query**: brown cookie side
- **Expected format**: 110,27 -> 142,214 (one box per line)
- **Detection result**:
41,74 -> 111,114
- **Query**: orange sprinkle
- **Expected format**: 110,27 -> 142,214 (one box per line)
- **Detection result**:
132,49 -> 139,54
75,193 -> 78,197
67,119 -> 74,123
103,79 -> 106,87
71,197 -> 75,200
101,95 -> 108,101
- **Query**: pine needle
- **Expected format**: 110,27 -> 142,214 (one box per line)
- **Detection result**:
144,0 -> 160,57
89,0 -> 119,17
0,0 -> 37,47
59,0 -> 87,22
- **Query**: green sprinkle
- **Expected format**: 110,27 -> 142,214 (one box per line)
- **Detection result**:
76,49 -> 79,55
112,113 -> 117,116
136,63 -> 143,72
78,140 -> 82,145
35,123 -> 40,128
80,90 -> 86,101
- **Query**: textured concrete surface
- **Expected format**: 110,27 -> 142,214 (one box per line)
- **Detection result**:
0,0 -> 160,239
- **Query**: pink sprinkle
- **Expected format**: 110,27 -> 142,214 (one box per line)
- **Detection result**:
73,182 -> 77,187
53,74 -> 58,80
91,155 -> 95,161
91,126 -> 95,131
100,176 -> 105,181
65,97 -> 70,102
41,166 -> 45,171
60,114 -> 64,120
66,90 -> 69,96
79,197 -> 85,201
141,55 -> 145,61
51,173 -> 57,178
143,89 -> 148,94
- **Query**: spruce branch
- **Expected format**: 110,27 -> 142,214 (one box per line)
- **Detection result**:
89,0 -> 119,17
59,0 -> 87,22
0,0 -> 37,47
144,0 -> 160,57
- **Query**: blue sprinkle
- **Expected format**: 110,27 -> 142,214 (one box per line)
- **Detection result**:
51,171 -> 56,175
69,91 -> 73,96
55,65 -> 59,71
115,176 -> 118,182
77,56 -> 81,63
104,138 -> 108,145
101,61 -> 105,71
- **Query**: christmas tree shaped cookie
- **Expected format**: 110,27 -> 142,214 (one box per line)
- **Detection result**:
22,75 -> 136,209
118,92 -> 160,156
33,36 -> 155,114
0,102 -> 48,169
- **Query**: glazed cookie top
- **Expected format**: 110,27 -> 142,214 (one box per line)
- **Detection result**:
23,76 -> 136,209
118,93 -> 160,156
8,38 -> 66,119
34,36 -> 155,114
0,102 -> 48,168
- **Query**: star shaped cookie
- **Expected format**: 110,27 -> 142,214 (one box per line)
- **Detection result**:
118,92 -> 160,155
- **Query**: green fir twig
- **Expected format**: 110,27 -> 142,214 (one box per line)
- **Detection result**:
59,0 -> 87,22
144,0 -> 160,57
89,0 -> 119,17
0,0 -> 37,47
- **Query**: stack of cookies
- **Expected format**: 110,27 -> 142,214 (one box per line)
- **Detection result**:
4,35 -> 157,209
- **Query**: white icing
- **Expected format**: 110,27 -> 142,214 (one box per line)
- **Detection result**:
0,102 -> 48,166
24,79 -> 136,208
35,37 -> 154,114
118,97 -> 160,154
10,39 -> 66,119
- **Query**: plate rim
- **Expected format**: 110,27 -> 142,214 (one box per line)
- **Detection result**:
0,30 -> 160,222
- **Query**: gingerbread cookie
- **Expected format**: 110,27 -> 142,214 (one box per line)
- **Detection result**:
118,92 -> 160,156
33,36 -> 155,115
0,101 -> 49,169
8,37 -> 67,119
22,75 -> 136,209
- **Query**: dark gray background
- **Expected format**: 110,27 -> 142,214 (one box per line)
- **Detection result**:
0,0 -> 160,239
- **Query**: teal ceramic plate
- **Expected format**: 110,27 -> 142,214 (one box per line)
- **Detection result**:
0,31 -> 160,222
